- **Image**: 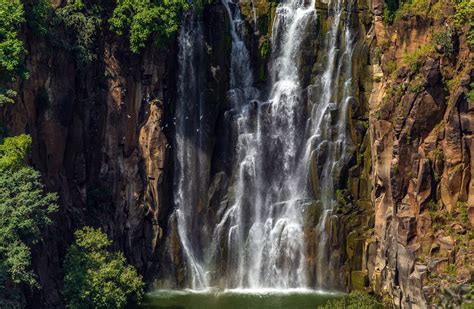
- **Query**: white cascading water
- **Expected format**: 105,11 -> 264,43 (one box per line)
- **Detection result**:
173,12 -> 210,289
172,0 -> 355,290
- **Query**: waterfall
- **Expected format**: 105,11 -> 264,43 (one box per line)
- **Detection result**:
211,0 -> 318,288
171,0 -> 355,290
308,0 -> 354,288
173,11 -> 209,289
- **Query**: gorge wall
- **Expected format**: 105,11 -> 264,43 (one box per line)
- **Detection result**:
0,0 -> 472,308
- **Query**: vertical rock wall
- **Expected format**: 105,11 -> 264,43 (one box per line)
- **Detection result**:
365,0 -> 473,307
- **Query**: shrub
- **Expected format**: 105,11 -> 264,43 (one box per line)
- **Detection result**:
408,76 -> 425,93
467,83 -> 474,103
397,0 -> 432,20
55,0 -> 102,65
259,38 -> 270,59
0,0 -> 26,105
402,44 -> 434,72
432,29 -> 455,57
453,0 -> 474,49
0,134 -> 58,307
383,0 -> 399,24
109,0 -> 190,53
385,60 -> 398,76
25,0 -> 53,35
64,227 -> 144,309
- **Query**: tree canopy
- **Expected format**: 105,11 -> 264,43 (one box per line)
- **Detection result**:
63,227 -> 144,309
0,134 -> 58,308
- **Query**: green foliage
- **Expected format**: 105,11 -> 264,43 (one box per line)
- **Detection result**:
109,0 -> 190,53
408,76 -> 425,93
0,134 -> 32,170
0,88 -> 18,105
64,227 -> 144,309
383,0 -> 399,24
383,84 -> 403,104
385,60 -> 397,76
432,29 -> 455,57
0,0 -> 26,105
56,0 -> 102,65
318,292 -> 383,309
402,44 -> 434,72
259,39 -> 270,59
467,83 -> 474,103
25,0 -> 54,35
397,0 -> 432,19
453,0 -> 474,49
0,134 -> 58,307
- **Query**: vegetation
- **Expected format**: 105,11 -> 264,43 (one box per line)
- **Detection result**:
408,76 -> 425,93
56,0 -> 102,65
402,44 -> 434,72
25,0 -> 53,36
0,134 -> 58,308
432,30 -> 455,57
383,0 -> 399,24
318,292 -> 383,309
467,83 -> 474,103
259,38 -> 270,59
64,227 -> 144,309
385,60 -> 397,76
397,0 -> 433,20
109,0 -> 190,53
453,0 -> 474,49
0,0 -> 26,105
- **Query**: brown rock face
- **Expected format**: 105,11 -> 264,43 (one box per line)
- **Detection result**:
0,2 -> 232,306
364,1 -> 474,307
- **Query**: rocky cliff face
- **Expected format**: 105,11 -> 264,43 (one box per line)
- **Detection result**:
364,0 -> 473,307
2,23 -> 173,307
0,0 -> 472,307
6,3 -> 232,304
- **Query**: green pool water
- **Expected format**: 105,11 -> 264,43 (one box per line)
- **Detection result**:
141,289 -> 344,309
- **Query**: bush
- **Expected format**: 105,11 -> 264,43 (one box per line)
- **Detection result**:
467,83 -> 474,103
0,134 -> 58,307
453,0 -> 474,49
383,0 -> 399,24
385,60 -> 398,76
25,0 -> 53,35
0,0 -> 27,105
318,291 -> 383,309
397,0 -> 433,20
109,0 -> 190,53
402,44 -> 434,72
64,227 -> 144,309
432,29 -> 455,57
55,0 -> 102,65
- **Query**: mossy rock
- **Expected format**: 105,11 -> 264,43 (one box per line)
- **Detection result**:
304,200 -> 323,227
351,270 -> 369,290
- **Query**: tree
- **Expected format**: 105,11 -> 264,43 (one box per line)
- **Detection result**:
0,134 -> 58,308
63,227 -> 144,309
55,0 -> 102,65
0,0 -> 27,105
109,0 -> 190,53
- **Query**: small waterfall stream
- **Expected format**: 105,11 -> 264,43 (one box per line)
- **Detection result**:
171,0 -> 355,290
173,12 -> 210,289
